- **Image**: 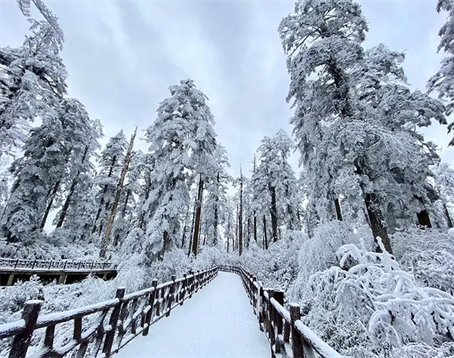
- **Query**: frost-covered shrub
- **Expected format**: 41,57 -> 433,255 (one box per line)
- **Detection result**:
392,228 -> 454,294
0,275 -> 43,324
303,240 -> 454,357
240,235 -> 301,291
192,246 -> 232,270
288,221 -> 374,302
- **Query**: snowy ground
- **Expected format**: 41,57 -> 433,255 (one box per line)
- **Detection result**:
115,272 -> 270,358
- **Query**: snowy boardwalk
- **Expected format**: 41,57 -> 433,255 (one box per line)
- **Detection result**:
116,272 -> 269,358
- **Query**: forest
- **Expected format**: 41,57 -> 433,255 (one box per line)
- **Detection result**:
2,0 -> 454,357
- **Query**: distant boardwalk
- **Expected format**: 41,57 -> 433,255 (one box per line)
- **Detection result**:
0,258 -> 116,286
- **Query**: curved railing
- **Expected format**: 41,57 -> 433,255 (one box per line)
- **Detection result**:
219,265 -> 345,358
0,267 -> 218,358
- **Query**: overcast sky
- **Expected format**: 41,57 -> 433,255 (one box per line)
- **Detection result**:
1,0 -> 453,179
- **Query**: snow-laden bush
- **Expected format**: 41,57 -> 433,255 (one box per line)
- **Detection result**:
288,221 -> 374,302
303,239 -> 454,358
0,275 -> 43,324
240,234 -> 301,291
192,246 -> 233,270
392,228 -> 454,294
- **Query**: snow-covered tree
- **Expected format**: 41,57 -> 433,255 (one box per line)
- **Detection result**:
0,18 -> 67,159
1,97 -> 101,243
279,0 -> 446,252
111,149 -> 145,247
434,163 -> 454,228
143,79 -> 218,260
279,0 -> 367,227
428,0 -> 454,146
248,130 -> 301,248
201,144 -> 231,248
16,0 -> 64,48
351,44 -> 445,232
91,131 -> 127,237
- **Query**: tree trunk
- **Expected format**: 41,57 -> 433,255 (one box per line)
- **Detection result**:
138,180 -> 152,231
100,129 -> 136,258
113,189 -> 131,247
213,173 -> 220,246
181,209 -> 190,249
56,180 -> 76,228
444,203 -> 453,229
92,155 -> 117,234
191,175 -> 204,257
334,197 -> 343,221
239,171 -> 243,256
187,200 -> 196,256
234,204 -> 238,252
40,180 -> 61,230
365,193 -> 392,254
270,186 -> 278,243
56,146 -> 90,229
246,216 -> 251,249
417,210 -> 432,228
263,215 -> 269,250
253,214 -> 257,242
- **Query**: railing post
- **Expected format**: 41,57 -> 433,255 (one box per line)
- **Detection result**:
274,291 -> 284,354
166,275 -> 176,317
252,276 -> 257,313
289,303 -> 304,358
103,287 -> 125,357
257,285 -> 264,331
9,300 -> 43,358
143,279 -> 158,336
181,274 -> 187,306
267,290 -> 276,358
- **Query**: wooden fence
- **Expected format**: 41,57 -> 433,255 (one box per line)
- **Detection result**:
219,265 -> 345,358
0,258 -> 113,271
0,266 -> 218,358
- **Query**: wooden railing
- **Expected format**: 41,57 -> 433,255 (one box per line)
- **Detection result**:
0,266 -> 218,358
0,258 -> 113,271
219,265 -> 345,358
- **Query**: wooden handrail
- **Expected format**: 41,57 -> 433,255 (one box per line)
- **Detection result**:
0,266 -> 218,358
0,258 -> 114,271
218,265 -> 345,358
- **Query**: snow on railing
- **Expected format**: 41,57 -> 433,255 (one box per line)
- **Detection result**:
219,265 -> 346,358
0,266 -> 218,358
0,258 -> 114,271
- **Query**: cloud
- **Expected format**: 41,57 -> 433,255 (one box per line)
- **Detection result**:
1,0 -> 453,179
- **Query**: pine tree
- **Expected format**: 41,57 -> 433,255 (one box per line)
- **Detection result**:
248,130 -> 301,247
16,0 -> 65,48
0,19 -> 67,159
201,144 -> 230,247
428,0 -> 454,146
434,163 -> 454,228
100,128 -> 137,257
112,149 -> 146,247
279,0 -> 446,253
144,79 -> 218,260
91,131 -> 127,236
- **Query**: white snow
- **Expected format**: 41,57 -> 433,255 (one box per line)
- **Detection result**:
115,272 -> 269,358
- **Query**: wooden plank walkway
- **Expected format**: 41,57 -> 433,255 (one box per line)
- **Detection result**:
115,272 -> 270,358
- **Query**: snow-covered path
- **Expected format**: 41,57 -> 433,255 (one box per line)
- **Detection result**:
115,272 -> 270,358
